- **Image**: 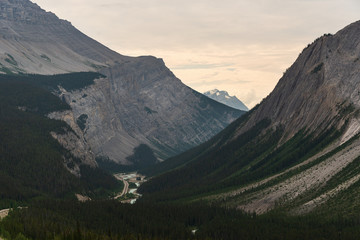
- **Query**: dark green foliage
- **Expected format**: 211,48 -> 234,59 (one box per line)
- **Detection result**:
139,119 -> 278,201
139,117 -> 343,202
0,77 -> 70,114
76,114 -> 88,131
0,72 -> 104,93
5,53 -> 18,66
96,156 -> 131,174
79,166 -> 123,199
128,182 -> 137,189
0,73 -> 118,207
28,72 -> 104,91
141,107 -> 254,177
0,78 -> 79,204
40,54 -> 51,62
3,199 -> 360,240
311,62 -> 324,74
0,63 -> 14,75
144,106 -> 158,114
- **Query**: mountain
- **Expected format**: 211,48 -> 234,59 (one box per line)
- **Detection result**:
204,89 -> 249,111
0,73 -> 123,205
139,20 -> 360,216
0,0 -> 244,166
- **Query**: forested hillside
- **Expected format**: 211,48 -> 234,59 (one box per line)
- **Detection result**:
0,73 -> 121,208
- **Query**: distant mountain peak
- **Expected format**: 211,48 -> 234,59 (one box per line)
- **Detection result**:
204,89 -> 249,111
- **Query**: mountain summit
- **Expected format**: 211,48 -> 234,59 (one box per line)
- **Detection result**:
0,0 -> 243,165
140,20 -> 360,215
204,89 -> 249,111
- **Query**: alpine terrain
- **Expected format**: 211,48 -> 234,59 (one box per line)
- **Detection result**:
140,20 -> 360,216
2,0 -> 360,239
204,89 -> 249,111
0,0 -> 243,168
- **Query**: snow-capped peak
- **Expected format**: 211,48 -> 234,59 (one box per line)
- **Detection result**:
203,89 -> 249,111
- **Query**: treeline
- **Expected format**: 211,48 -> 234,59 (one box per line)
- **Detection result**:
0,73 -> 121,207
0,72 -> 105,92
2,199 -> 360,240
139,116 -> 344,202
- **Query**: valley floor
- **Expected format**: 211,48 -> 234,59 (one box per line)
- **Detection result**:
113,172 -> 146,203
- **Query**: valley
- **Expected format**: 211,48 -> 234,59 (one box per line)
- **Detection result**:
0,0 -> 360,239
113,173 -> 146,204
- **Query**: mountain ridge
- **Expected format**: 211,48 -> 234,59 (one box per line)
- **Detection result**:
139,20 -> 360,215
203,89 -> 249,111
0,0 -> 244,165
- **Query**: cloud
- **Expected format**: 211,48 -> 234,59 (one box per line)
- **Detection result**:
172,63 -> 233,70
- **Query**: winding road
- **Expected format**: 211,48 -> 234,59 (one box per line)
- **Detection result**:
114,175 -> 129,199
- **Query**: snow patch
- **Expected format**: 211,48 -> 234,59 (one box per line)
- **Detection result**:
208,89 -> 218,95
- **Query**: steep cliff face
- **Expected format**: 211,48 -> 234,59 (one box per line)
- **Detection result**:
48,110 -> 97,176
55,59 -> 242,163
0,0 -> 243,165
235,21 -> 360,142
140,21 -> 360,214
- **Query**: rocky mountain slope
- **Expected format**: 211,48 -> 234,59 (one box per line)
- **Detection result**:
140,20 -> 360,215
0,0 -> 243,165
0,73 -> 122,203
204,89 -> 249,111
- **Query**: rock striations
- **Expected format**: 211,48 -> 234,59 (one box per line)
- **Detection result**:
0,0 -> 243,165
234,21 -> 360,142
139,20 -> 360,215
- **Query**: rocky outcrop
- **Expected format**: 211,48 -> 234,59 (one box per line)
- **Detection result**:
55,62 -> 242,164
48,110 -> 97,176
139,20 -> 360,215
204,89 -> 249,111
210,21 -> 360,213
0,0 -> 243,165
0,0 -> 127,75
233,21 -> 360,142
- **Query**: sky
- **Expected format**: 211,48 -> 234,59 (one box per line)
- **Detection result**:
32,0 -> 359,108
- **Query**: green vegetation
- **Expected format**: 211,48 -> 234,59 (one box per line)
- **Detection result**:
0,68 -> 359,239
139,113 -> 345,203
5,54 -> 18,66
23,72 -> 104,91
144,106 -> 158,114
40,54 -> 51,62
76,114 -> 88,131
2,199 -> 360,240
128,182 -> 137,189
311,62 -> 324,74
0,73 -> 120,208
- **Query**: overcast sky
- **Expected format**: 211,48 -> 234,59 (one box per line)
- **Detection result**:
32,0 -> 359,108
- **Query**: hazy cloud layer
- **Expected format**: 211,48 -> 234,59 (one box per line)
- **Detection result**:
33,0 -> 360,108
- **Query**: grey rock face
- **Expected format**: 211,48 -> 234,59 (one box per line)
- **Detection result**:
1,0 -> 243,165
233,21 -> 360,142
57,61 -> 243,164
204,89 -> 249,111
48,110 -> 97,176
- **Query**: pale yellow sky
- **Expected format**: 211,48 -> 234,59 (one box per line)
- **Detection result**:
32,0 -> 360,108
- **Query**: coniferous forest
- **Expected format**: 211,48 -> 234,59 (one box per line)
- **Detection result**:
2,199 -> 360,240
2,73 -> 360,239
